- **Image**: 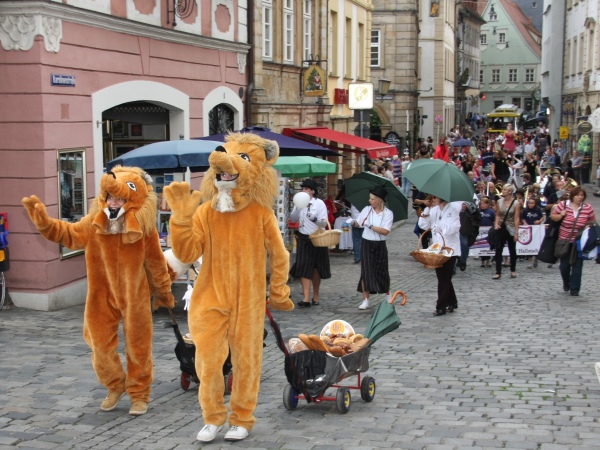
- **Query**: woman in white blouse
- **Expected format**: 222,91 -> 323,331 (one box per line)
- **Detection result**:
351,186 -> 394,310
289,179 -> 331,307
419,195 -> 462,316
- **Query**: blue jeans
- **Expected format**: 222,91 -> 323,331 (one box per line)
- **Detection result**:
560,255 -> 583,294
352,227 -> 362,262
402,177 -> 412,198
459,234 -> 470,266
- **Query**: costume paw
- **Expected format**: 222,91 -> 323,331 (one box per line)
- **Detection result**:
22,195 -> 52,228
268,297 -> 294,311
152,292 -> 175,310
163,182 -> 202,220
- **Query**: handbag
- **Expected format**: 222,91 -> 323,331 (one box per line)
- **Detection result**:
486,198 -> 515,250
554,204 -> 582,260
536,202 -> 566,264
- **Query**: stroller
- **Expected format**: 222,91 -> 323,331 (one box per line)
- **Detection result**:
266,291 -> 407,414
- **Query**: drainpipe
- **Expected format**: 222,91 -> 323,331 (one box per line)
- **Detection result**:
245,0 -> 255,127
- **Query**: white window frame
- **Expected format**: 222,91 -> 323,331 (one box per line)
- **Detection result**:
508,68 -> 518,82
480,33 -> 487,45
525,68 -> 535,82
262,0 -> 273,59
498,32 -> 506,43
480,69 -> 484,83
370,29 -> 381,67
303,0 -> 312,60
284,0 -> 294,63
492,68 -> 500,83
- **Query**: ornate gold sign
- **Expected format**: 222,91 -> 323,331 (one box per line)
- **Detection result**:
303,64 -> 326,97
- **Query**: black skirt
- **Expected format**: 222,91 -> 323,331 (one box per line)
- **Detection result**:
356,239 -> 390,294
292,233 -> 331,279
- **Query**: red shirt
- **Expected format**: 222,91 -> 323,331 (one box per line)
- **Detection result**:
553,201 -> 596,241
434,144 -> 449,162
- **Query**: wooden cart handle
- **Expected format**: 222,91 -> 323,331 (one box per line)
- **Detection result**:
390,290 -> 407,306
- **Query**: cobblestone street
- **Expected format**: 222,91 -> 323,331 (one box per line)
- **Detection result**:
1,189 -> 600,449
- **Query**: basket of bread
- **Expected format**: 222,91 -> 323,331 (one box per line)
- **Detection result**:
287,319 -> 370,357
410,230 -> 454,268
309,220 -> 342,249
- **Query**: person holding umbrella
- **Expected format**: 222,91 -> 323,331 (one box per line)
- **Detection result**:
350,186 -> 394,310
289,179 -> 331,307
418,195 -> 462,316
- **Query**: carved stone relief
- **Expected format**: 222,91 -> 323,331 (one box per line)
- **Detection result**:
0,14 -> 62,52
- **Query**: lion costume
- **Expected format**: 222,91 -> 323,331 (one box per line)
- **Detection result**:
163,133 -> 293,442
22,166 -> 173,415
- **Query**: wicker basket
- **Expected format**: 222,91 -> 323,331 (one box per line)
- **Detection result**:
410,230 -> 454,269
309,220 -> 342,249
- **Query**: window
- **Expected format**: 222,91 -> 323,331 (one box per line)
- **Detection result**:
329,11 -> 338,75
489,12 -> 497,21
494,100 -> 503,108
358,23 -> 365,79
303,0 -> 312,60
525,68 -> 535,82
284,0 -> 294,63
262,0 -> 272,59
508,68 -> 518,82
499,32 -> 506,43
512,98 -> 521,108
371,30 -> 381,67
480,69 -> 484,83
492,69 -> 500,83
345,17 -> 352,77
480,34 -> 487,45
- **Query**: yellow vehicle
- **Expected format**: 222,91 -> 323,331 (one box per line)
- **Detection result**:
486,104 -> 524,134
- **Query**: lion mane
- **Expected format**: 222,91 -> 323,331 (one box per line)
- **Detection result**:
199,132 -> 279,211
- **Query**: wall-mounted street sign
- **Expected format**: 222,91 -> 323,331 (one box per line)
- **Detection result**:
384,131 -> 402,148
348,82 -> 374,110
302,64 -> 326,97
559,126 -> 569,139
51,74 -> 76,87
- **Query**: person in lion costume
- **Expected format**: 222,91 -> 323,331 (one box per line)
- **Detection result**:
22,166 -> 174,416
163,132 -> 293,443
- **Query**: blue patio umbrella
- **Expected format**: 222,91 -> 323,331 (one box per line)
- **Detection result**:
195,126 -> 340,157
106,139 -> 222,172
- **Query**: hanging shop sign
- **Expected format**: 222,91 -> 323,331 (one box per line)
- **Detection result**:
302,64 -> 326,97
577,120 -> 593,134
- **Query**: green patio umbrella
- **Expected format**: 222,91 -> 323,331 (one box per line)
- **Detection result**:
273,156 -> 337,178
401,158 -> 475,202
344,172 -> 408,222
363,291 -> 407,346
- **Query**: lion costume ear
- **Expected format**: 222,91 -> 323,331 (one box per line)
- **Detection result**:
264,139 -> 279,166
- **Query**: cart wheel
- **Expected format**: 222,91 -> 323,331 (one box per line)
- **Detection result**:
283,384 -> 299,410
336,387 -> 351,414
360,376 -> 376,402
224,372 -> 234,395
180,372 -> 191,391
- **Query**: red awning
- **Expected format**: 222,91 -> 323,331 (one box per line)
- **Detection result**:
283,127 -> 398,159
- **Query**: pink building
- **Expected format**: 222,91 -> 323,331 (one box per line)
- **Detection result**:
0,0 -> 249,310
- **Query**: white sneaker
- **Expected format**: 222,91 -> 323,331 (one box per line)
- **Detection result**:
358,299 -> 369,310
197,424 -> 223,442
224,425 -> 249,441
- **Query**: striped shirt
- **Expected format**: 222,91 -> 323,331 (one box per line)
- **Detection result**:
553,201 -> 596,241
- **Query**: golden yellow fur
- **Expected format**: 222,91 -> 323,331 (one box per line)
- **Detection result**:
22,166 -> 173,408
164,133 -> 293,434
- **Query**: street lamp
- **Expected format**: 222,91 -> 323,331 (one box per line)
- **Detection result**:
378,79 -> 391,95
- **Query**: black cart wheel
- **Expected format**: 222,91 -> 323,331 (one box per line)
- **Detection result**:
336,387 -> 351,413
283,384 -> 299,410
180,372 -> 191,390
224,372 -> 234,395
360,376 -> 376,402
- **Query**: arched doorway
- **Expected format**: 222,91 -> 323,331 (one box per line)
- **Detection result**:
209,104 -> 235,135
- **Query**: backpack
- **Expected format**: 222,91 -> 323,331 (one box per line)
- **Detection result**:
460,204 -> 482,246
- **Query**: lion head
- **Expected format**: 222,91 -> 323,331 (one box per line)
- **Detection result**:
200,132 -> 279,212
89,166 -> 158,237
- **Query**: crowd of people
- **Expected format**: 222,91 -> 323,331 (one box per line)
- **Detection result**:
292,119 -> 598,316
